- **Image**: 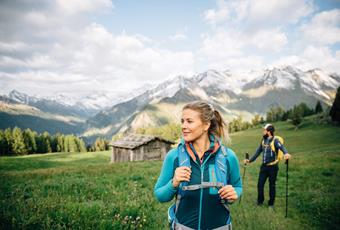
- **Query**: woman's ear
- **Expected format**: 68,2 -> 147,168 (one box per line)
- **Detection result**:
204,122 -> 211,132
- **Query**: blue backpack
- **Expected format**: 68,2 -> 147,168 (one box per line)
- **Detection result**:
168,143 -> 231,226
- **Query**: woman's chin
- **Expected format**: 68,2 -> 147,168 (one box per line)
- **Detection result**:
182,136 -> 192,142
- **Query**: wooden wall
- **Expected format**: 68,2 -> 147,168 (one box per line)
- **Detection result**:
111,139 -> 172,163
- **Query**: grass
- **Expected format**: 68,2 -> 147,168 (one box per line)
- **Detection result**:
0,119 -> 339,229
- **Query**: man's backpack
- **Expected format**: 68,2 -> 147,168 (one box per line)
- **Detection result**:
168,143 -> 231,226
262,136 -> 284,165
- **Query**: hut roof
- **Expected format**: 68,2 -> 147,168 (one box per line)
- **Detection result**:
110,134 -> 175,149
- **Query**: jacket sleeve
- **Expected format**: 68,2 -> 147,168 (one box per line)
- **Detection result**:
227,148 -> 243,199
249,142 -> 262,163
274,138 -> 288,154
154,148 -> 178,202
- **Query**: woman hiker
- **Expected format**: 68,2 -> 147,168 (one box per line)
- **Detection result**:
154,101 -> 242,230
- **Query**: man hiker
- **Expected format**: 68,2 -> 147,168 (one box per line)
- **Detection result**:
244,124 -> 291,209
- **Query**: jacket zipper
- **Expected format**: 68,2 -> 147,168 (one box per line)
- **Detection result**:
198,154 -> 212,230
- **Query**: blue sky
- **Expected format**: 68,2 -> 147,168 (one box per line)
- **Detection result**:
0,0 -> 339,97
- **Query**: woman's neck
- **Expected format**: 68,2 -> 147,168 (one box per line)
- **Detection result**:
193,134 -> 210,159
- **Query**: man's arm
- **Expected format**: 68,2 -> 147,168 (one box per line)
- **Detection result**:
249,143 -> 263,163
274,138 -> 288,154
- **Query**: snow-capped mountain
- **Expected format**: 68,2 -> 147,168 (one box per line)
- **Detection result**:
241,66 -> 337,104
4,88 -> 145,118
1,66 -> 339,139
8,90 -> 40,104
6,90 -> 96,118
83,66 -> 340,138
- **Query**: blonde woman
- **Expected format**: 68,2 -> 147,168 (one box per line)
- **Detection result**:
154,101 -> 242,230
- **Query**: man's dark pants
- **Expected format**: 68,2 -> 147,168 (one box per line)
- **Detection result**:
257,164 -> 279,206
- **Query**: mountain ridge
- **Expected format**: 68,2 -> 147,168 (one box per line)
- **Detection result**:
83,65 -> 340,138
1,65 -> 339,140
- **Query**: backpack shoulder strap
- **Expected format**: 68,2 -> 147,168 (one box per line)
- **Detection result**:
177,143 -> 190,167
215,146 -> 230,186
177,143 -> 190,189
271,136 -> 279,154
173,143 -> 191,218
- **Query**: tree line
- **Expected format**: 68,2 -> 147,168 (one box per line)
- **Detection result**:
0,127 -> 86,156
228,100 -> 324,133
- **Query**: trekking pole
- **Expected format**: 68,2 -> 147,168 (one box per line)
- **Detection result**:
239,152 -> 249,204
285,159 -> 289,218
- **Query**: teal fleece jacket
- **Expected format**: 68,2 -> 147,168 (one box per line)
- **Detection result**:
154,141 -> 242,229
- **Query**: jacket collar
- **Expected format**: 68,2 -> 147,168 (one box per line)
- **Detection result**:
180,134 -> 221,163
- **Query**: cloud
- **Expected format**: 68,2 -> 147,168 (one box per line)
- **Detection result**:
56,0 -> 113,15
204,0 -> 231,24
300,9 -> 340,45
199,27 -> 287,71
199,0 -> 315,72
0,1 -> 194,96
271,46 -> 340,73
249,29 -> 288,52
0,22 -> 194,95
204,0 -> 315,27
200,29 -> 244,58
246,0 -> 315,26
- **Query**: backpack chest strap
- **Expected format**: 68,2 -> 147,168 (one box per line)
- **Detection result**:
182,182 -> 224,191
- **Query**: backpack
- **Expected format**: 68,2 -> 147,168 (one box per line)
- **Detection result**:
262,136 -> 284,165
168,143 -> 231,226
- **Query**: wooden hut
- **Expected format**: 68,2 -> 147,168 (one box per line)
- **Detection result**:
110,134 -> 175,163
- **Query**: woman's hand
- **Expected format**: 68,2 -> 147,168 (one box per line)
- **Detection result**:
218,185 -> 238,202
172,166 -> 191,188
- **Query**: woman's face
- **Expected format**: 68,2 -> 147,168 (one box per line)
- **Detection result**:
181,109 -> 210,142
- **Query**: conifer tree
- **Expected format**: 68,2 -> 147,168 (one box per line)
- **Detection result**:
4,128 -> 13,155
12,127 -> 27,155
315,101 -> 323,114
42,131 -> 52,153
0,130 -> 7,156
330,87 -> 340,122
23,129 -> 37,154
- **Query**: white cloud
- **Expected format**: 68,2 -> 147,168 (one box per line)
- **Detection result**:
200,29 -> 244,58
0,1 -> 194,96
0,54 -> 58,69
204,0 -> 231,25
0,41 -> 29,52
199,27 -> 287,71
272,46 -> 340,73
56,0 -> 113,15
300,9 -> 340,45
246,0 -> 315,25
206,55 -> 264,72
204,0 -> 315,26
0,22 -> 194,96
302,46 -> 340,73
249,29 -> 288,52
199,0 -> 315,72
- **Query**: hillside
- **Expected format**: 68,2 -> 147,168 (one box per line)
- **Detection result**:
0,120 -> 339,229
0,99 -> 85,134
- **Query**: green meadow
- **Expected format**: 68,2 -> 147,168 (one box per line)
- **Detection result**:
1,119 -> 339,229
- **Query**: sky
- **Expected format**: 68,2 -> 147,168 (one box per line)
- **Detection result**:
0,0 -> 339,97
